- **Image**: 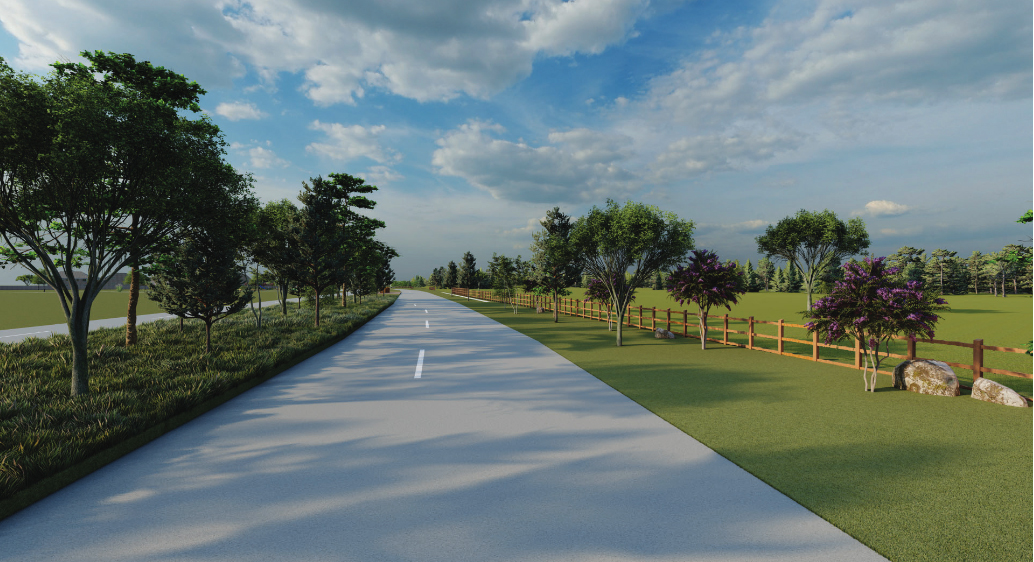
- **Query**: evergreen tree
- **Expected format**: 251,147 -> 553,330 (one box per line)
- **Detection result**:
445,261 -> 459,288
459,251 -> 476,298
757,257 -> 776,291
967,251 -> 985,294
652,270 -> 664,290
744,260 -> 760,292
786,262 -> 804,292
943,257 -> 970,295
773,265 -> 784,292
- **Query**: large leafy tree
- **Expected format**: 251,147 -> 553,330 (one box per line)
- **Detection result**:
285,175 -> 351,327
147,229 -> 253,353
666,250 -> 747,350
530,207 -> 582,322
803,257 -> 949,392
488,253 -> 531,314
571,199 -> 695,346
251,199 -> 301,315
755,209 -> 870,311
0,53 -> 249,396
924,249 -> 957,294
584,273 -> 634,331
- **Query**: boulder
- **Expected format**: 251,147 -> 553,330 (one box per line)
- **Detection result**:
535,307 -> 544,314
893,360 -> 960,397
654,329 -> 676,339
971,378 -> 1029,408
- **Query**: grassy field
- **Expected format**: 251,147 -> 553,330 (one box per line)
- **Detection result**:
0,290 -> 165,331
469,288 -> 1033,397
0,294 -> 398,520
427,288 -> 1033,562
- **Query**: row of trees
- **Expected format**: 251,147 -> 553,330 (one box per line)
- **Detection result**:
0,51 -> 395,396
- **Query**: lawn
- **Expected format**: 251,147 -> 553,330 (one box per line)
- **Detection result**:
429,288 -> 1033,562
0,290 -> 165,331
463,288 -> 1033,397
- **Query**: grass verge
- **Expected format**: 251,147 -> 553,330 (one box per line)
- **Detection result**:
0,294 -> 397,521
434,289 -> 1032,562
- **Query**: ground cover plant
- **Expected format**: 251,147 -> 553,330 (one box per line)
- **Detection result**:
0,290 -> 164,331
431,289 -> 1032,562
0,294 -> 397,519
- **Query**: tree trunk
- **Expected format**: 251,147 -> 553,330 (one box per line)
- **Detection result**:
69,308 -> 91,396
700,316 -> 708,350
278,281 -> 289,315
125,214 -> 140,346
205,319 -> 212,353
314,288 -> 321,327
615,307 -> 624,346
553,293 -> 559,322
341,283 -> 347,307
179,317 -> 183,331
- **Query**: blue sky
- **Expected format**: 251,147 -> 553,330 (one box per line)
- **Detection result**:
0,0 -> 1030,284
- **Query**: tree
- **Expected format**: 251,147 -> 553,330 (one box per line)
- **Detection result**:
530,207 -> 583,322
744,260 -> 761,292
459,251 -> 477,299
429,267 -> 444,288
756,257 -> 775,292
886,246 -> 926,286
815,256 -> 844,294
489,253 -> 531,314
666,250 -> 747,349
445,261 -> 459,288
755,209 -> 870,311
412,275 -> 426,287
943,257 -> 970,295
773,266 -> 784,292
924,249 -> 957,294
785,262 -> 803,292
803,257 -> 949,392
324,173 -> 382,304
967,251 -> 985,294
285,175 -> 351,327
251,199 -> 300,315
146,230 -> 253,353
15,274 -> 34,286
571,199 -> 694,346
0,53 -> 250,396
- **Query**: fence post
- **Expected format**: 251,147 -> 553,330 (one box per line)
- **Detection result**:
683,310 -> 688,337
652,308 -> 657,330
972,339 -> 984,381
723,314 -> 729,345
748,317 -> 754,349
666,309 -> 671,332
812,329 -> 819,361
639,305 -> 644,329
907,338 -> 916,361
777,319 -> 784,354
854,338 -> 862,368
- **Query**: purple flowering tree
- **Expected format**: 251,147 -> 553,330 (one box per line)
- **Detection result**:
803,256 -> 949,392
583,274 -> 634,331
666,250 -> 746,350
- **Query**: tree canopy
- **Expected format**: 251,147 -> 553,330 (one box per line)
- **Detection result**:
571,199 -> 694,346
530,207 -> 582,322
755,209 -> 869,311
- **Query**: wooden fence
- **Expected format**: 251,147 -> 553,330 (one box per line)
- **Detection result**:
450,288 -> 1033,394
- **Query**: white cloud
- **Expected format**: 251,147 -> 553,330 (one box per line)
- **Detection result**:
361,165 -> 404,185
432,120 -> 637,203
248,146 -> 289,169
500,217 -> 545,236
306,121 -> 399,163
862,200 -> 911,217
649,131 -> 804,183
214,101 -> 267,121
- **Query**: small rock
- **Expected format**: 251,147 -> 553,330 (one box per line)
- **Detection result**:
654,329 -> 675,339
536,307 -> 544,313
894,360 -> 960,397
971,378 -> 1029,408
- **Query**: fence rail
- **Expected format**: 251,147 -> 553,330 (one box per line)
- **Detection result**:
450,288 -> 1032,395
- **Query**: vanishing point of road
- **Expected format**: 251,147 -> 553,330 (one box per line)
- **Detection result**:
0,290 -> 887,561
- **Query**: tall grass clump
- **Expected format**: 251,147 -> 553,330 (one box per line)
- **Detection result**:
0,294 -> 397,512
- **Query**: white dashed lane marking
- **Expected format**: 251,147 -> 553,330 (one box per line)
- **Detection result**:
414,350 -> 425,379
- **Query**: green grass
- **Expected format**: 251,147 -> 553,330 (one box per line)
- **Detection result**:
0,294 -> 397,520
460,288 -> 1033,397
0,289 -> 165,330
431,289 -> 1033,562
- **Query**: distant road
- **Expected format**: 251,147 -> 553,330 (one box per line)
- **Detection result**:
0,298 -> 298,345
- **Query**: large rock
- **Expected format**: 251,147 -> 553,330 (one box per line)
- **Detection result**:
971,378 -> 1029,408
536,307 -> 544,314
892,360 -> 960,397
655,329 -> 676,339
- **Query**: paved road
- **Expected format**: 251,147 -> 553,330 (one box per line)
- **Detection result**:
0,290 -> 886,561
0,299 -> 299,345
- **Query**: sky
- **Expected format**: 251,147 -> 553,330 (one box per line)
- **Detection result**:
0,0 -> 1031,284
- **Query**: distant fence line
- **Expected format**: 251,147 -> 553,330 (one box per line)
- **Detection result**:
450,288 -> 1033,393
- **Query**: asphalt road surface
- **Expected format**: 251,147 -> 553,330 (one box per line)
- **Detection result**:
0,290 -> 887,561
